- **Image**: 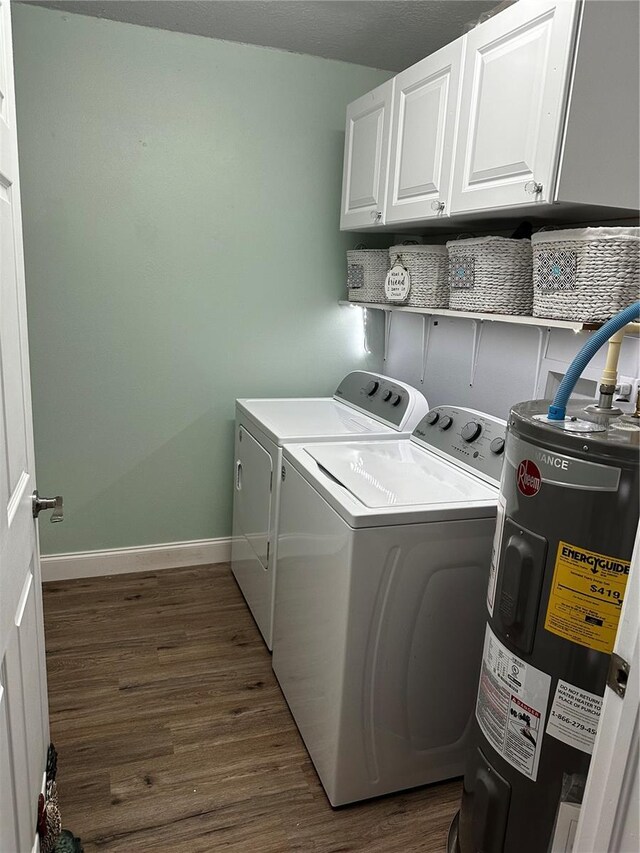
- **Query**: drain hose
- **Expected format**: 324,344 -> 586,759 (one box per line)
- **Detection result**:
548,301 -> 640,421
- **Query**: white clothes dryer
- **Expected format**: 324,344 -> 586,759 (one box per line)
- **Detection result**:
272,406 -> 507,806
231,371 -> 429,650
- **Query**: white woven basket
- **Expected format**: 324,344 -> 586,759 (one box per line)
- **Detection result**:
532,227 -> 640,322
387,244 -> 449,307
346,249 -> 389,303
447,236 -> 533,315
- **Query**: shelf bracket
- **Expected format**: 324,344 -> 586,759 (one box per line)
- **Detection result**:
420,314 -> 432,385
469,319 -> 484,386
383,309 -> 393,363
533,327 -> 551,397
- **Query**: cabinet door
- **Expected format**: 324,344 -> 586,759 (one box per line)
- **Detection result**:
340,80 -> 393,230
450,0 -> 579,215
385,39 -> 464,224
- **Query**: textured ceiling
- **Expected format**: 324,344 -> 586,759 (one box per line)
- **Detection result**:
18,1 -> 498,71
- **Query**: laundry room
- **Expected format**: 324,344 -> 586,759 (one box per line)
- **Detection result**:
1,1 -> 639,852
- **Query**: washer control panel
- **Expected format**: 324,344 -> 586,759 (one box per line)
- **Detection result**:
334,371 -> 419,429
412,405 -> 507,484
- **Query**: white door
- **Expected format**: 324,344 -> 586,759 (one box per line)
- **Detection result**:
573,527 -> 639,853
339,80 -> 393,230
0,2 -> 50,851
384,38 -> 464,224
449,0 -> 578,215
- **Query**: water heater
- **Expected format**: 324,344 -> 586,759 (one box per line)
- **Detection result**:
449,400 -> 639,853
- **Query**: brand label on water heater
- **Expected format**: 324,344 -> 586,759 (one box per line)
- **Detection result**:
476,626 -> 550,781
516,459 -> 542,496
507,434 -> 621,492
544,541 -> 630,654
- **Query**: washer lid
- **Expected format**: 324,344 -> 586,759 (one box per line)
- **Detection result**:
305,441 -> 495,508
237,398 -> 397,444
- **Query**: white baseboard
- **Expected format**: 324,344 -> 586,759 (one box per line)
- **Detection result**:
41,537 -> 232,582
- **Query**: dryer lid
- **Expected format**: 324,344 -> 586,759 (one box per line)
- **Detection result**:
305,442 -> 495,508
237,398 -> 395,442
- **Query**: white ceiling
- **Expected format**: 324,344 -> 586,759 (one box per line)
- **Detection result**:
18,0 -> 498,71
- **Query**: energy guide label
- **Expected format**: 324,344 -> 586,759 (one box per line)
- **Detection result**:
544,541 -> 630,654
476,625 -> 550,781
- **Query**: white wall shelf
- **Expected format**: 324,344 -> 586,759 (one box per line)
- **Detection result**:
338,300 -> 602,332
340,300 -> 602,390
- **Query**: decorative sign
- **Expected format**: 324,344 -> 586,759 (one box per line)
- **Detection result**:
385,259 -> 411,302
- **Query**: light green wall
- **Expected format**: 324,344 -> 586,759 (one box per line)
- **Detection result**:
12,5 -> 388,555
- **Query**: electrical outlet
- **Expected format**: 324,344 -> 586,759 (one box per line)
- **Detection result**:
616,375 -> 639,406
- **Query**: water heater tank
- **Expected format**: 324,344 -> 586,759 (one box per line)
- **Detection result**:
449,400 -> 639,853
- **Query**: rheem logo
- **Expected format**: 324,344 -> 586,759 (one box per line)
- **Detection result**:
517,460 -> 542,497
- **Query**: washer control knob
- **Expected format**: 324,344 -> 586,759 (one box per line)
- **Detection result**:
461,421 -> 482,442
365,380 -> 379,397
425,410 -> 440,425
490,437 -> 505,455
382,390 -> 393,402
439,415 -> 453,431
391,394 -> 402,407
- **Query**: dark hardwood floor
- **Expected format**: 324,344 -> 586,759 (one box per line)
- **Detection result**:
43,564 -> 461,852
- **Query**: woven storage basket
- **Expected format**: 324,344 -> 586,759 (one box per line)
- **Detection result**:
447,236 -> 533,315
532,227 -> 640,322
387,244 -> 449,307
346,248 -> 389,303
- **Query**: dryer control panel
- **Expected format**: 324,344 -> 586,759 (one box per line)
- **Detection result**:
333,371 -> 427,431
412,405 -> 507,485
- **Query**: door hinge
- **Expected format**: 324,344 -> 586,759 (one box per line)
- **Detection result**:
266,541 -> 270,564
607,652 -> 630,698
269,471 -> 273,492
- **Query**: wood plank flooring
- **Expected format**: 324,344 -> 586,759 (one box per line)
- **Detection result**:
43,564 -> 461,852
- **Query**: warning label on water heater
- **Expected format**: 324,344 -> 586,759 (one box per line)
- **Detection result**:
476,626 -> 550,781
544,541 -> 630,654
546,679 -> 602,755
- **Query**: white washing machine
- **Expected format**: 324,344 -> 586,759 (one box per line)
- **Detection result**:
231,371 -> 429,650
272,406 -> 507,806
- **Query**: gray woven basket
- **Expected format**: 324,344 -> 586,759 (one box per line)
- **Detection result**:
387,244 -> 449,307
346,249 -> 389,303
532,227 -> 640,322
447,236 -> 533,315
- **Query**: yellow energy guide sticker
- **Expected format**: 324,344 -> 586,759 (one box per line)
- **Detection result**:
545,541 -> 630,654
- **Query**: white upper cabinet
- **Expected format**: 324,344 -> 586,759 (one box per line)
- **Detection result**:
385,39 -> 464,224
339,0 -> 638,230
449,0 -> 578,215
340,80 -> 393,230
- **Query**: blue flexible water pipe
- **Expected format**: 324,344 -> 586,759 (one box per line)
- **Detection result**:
548,301 -> 640,420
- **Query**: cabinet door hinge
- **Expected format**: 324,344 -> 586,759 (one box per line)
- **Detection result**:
269,471 -> 273,492
266,541 -> 270,564
607,652 -> 630,698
